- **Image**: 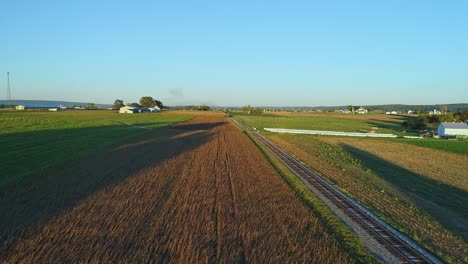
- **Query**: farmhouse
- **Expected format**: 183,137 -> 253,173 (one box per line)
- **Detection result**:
356,107 -> 368,114
437,122 -> 468,137
119,106 -> 139,114
15,105 -> 25,110
48,108 -> 61,112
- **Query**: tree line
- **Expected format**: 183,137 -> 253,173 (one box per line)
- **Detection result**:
403,111 -> 468,130
112,96 -> 164,110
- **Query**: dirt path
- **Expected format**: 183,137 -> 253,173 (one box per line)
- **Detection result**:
0,114 -> 353,263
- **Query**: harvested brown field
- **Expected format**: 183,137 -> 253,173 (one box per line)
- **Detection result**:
320,137 -> 468,191
268,134 -> 467,263
0,114 -> 353,263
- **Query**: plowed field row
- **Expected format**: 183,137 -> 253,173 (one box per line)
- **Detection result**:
0,114 -> 354,263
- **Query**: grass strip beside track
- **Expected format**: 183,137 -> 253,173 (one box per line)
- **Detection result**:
240,128 -> 376,263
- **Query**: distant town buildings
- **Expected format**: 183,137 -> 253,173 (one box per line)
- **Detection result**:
429,109 -> 442,115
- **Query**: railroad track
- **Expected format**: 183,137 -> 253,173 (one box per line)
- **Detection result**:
231,117 -> 442,264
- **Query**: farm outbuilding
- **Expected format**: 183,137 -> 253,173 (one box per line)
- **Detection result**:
149,106 -> 161,112
437,122 -> 468,137
356,107 -> 368,114
119,106 -> 139,114
15,105 -> 25,110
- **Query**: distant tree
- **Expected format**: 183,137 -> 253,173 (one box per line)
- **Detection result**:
155,100 -> 164,109
113,99 -> 125,110
199,105 -> 210,111
140,96 -> 156,108
347,105 -> 353,111
252,107 -> 263,114
402,118 -> 425,130
242,105 -> 253,112
439,105 -> 448,115
458,111 -> 468,122
128,102 -> 141,108
87,103 -> 97,110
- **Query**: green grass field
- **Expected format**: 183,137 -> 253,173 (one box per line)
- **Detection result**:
0,111 -> 192,188
400,138 -> 468,155
233,112 -> 468,155
232,112 -> 417,135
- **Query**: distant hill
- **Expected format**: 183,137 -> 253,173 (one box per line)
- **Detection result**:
0,100 -> 111,108
257,103 -> 468,113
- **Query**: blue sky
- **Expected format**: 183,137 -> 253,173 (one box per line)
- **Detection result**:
1,1 -> 467,106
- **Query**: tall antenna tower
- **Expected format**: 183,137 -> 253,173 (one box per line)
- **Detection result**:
6,72 -> 12,109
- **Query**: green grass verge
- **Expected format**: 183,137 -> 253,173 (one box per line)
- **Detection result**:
400,138 -> 468,155
0,111 -> 193,188
232,112 -> 418,136
240,129 -> 377,263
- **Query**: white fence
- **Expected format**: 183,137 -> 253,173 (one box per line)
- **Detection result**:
264,128 -> 399,138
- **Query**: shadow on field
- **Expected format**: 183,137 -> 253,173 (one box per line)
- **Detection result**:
0,121 -> 224,253
0,121 -> 183,186
171,121 -> 228,130
366,118 -> 407,131
341,143 -> 468,239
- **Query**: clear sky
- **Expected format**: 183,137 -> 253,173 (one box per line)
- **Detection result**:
1,0 -> 467,106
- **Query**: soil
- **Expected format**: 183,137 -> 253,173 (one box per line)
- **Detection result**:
0,114 -> 352,263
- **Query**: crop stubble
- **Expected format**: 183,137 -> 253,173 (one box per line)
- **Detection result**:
0,114 -> 352,263
268,134 -> 467,263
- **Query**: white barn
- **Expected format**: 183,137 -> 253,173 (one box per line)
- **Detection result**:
16,105 -> 25,110
356,107 -> 368,114
149,106 -> 161,112
437,122 -> 468,137
119,106 -> 139,114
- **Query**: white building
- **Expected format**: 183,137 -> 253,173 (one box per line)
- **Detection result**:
385,112 -> 391,115
356,107 -> 368,114
407,110 -> 414,114
391,111 -> 398,115
119,106 -> 139,114
437,122 -> 468,137
49,108 -> 61,112
149,106 -> 161,112
15,105 -> 25,110
429,109 -> 442,115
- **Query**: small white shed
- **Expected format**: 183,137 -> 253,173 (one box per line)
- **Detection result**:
16,105 -> 25,110
356,107 -> 368,114
119,106 -> 139,114
149,106 -> 161,112
437,122 -> 468,137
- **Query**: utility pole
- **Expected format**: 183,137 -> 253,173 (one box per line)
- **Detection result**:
7,72 -> 12,109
